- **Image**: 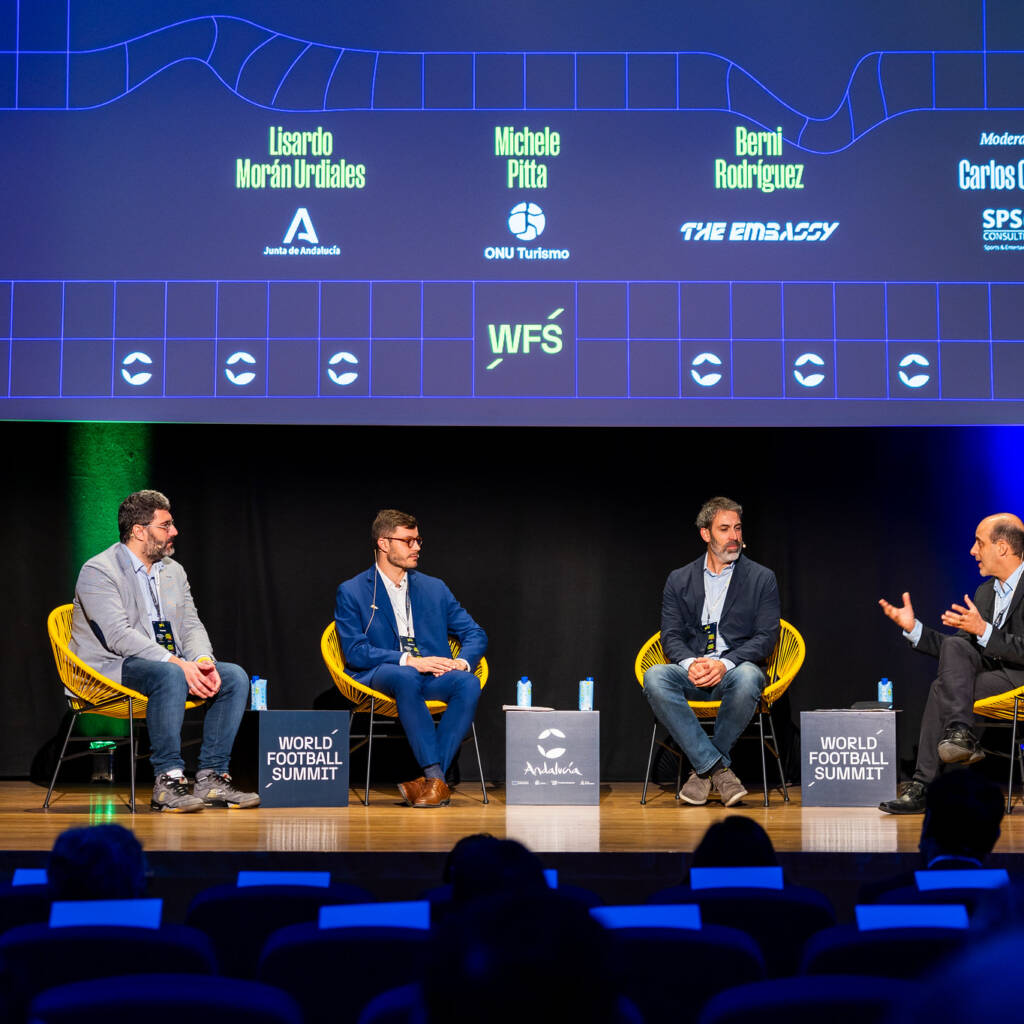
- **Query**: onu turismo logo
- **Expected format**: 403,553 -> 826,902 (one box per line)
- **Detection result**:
508,201 -> 545,240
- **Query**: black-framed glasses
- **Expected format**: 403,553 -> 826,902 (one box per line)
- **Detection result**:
146,519 -> 175,532
385,535 -> 423,548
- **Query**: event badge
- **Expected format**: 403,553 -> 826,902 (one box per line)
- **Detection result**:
399,635 -> 420,656
701,622 -> 718,655
153,620 -> 177,655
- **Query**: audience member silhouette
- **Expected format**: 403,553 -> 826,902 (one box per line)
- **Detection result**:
690,816 -> 779,871
47,824 -> 147,901
860,769 -> 1004,903
424,889 -> 632,1024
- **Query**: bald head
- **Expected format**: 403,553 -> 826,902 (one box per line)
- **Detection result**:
985,514 -> 1024,555
972,514 -> 1024,581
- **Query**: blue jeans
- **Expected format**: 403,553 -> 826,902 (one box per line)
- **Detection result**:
643,661 -> 765,775
372,665 -> 481,773
122,657 -> 249,777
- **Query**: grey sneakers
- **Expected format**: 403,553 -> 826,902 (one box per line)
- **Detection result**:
679,766 -> 748,806
193,770 -> 261,808
679,771 -> 713,805
711,766 -> 748,807
151,773 -> 204,813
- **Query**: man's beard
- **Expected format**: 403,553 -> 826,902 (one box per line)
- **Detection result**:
711,540 -> 741,563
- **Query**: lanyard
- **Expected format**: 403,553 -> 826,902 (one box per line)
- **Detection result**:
145,570 -> 162,619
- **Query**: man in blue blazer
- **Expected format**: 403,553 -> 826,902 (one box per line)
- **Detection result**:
335,509 -> 487,807
644,497 -> 781,807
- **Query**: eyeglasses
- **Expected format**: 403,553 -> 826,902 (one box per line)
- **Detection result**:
146,520 -> 175,532
385,535 -> 423,548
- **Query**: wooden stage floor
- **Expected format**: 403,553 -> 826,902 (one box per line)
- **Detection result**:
7,780 -> 1024,855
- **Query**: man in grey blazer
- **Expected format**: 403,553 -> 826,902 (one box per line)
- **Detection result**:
878,513 -> 1024,813
71,490 -> 258,812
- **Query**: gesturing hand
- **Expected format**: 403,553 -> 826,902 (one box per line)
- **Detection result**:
878,592 -> 916,633
941,594 -> 986,637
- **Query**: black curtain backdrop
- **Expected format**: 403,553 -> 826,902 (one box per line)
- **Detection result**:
0,421 -> 997,783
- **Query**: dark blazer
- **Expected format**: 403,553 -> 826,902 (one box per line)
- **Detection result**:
334,567 -> 487,686
914,574 -> 1024,685
660,554 -> 780,666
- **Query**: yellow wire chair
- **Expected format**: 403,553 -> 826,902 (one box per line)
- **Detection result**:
634,618 -> 806,807
973,687 -> 1024,814
320,623 -> 489,806
45,603 -> 205,812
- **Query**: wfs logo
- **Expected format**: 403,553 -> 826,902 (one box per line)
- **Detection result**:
485,307 -> 563,370
537,727 -> 566,759
509,201 -> 545,241
283,207 -> 318,244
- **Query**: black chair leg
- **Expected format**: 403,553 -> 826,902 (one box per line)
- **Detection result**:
127,698 -> 136,813
43,709 -> 80,809
470,722 -> 488,804
641,721 -> 658,805
766,707 -> 790,803
364,700 -> 375,806
1009,698 -> 1022,815
758,710 -> 770,807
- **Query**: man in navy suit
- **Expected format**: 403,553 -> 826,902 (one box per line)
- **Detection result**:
335,509 -> 487,807
644,497 -> 780,807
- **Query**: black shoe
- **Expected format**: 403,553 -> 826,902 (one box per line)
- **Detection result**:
879,780 -> 928,814
937,726 -> 985,765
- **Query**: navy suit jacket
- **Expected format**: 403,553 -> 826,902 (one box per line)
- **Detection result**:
914,576 -> 1024,686
334,567 -> 487,686
660,553 -> 780,667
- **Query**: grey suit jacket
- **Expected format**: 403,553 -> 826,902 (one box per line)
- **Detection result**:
70,542 -> 214,683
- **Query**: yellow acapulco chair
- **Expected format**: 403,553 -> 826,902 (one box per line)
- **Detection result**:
45,603 -> 205,812
320,623 -> 489,806
973,686 -> 1024,813
634,618 -> 805,807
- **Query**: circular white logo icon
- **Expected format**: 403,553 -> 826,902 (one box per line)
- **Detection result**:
120,351 -> 153,386
793,352 -> 826,388
537,727 -> 566,759
509,202 -> 545,241
690,351 -> 723,387
897,353 -> 930,388
224,350 -> 257,386
327,351 -> 359,386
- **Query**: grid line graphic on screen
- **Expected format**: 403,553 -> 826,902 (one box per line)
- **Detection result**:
3,0 -> 1023,425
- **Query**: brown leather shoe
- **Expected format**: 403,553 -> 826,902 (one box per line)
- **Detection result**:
412,777 -> 451,807
398,776 -> 427,806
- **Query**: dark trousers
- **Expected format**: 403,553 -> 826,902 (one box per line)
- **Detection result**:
913,636 -> 1013,784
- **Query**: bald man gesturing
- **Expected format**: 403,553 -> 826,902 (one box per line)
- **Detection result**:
877,514 -> 1024,813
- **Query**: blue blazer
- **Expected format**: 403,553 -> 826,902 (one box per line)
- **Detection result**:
660,554 -> 780,667
334,567 -> 487,686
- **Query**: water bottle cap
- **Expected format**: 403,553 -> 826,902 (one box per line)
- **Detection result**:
519,676 -> 528,682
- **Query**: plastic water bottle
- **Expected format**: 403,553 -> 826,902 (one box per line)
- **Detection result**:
250,675 -> 268,710
877,677 -> 893,706
516,676 -> 532,707
578,677 -> 594,711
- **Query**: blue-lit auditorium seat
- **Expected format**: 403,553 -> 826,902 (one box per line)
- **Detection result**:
28,973 -> 302,1024
185,881 -> 373,978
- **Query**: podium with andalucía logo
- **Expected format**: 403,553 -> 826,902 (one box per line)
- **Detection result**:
505,710 -> 600,805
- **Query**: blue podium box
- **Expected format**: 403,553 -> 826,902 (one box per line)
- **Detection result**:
258,710 -> 349,807
505,710 -> 599,805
